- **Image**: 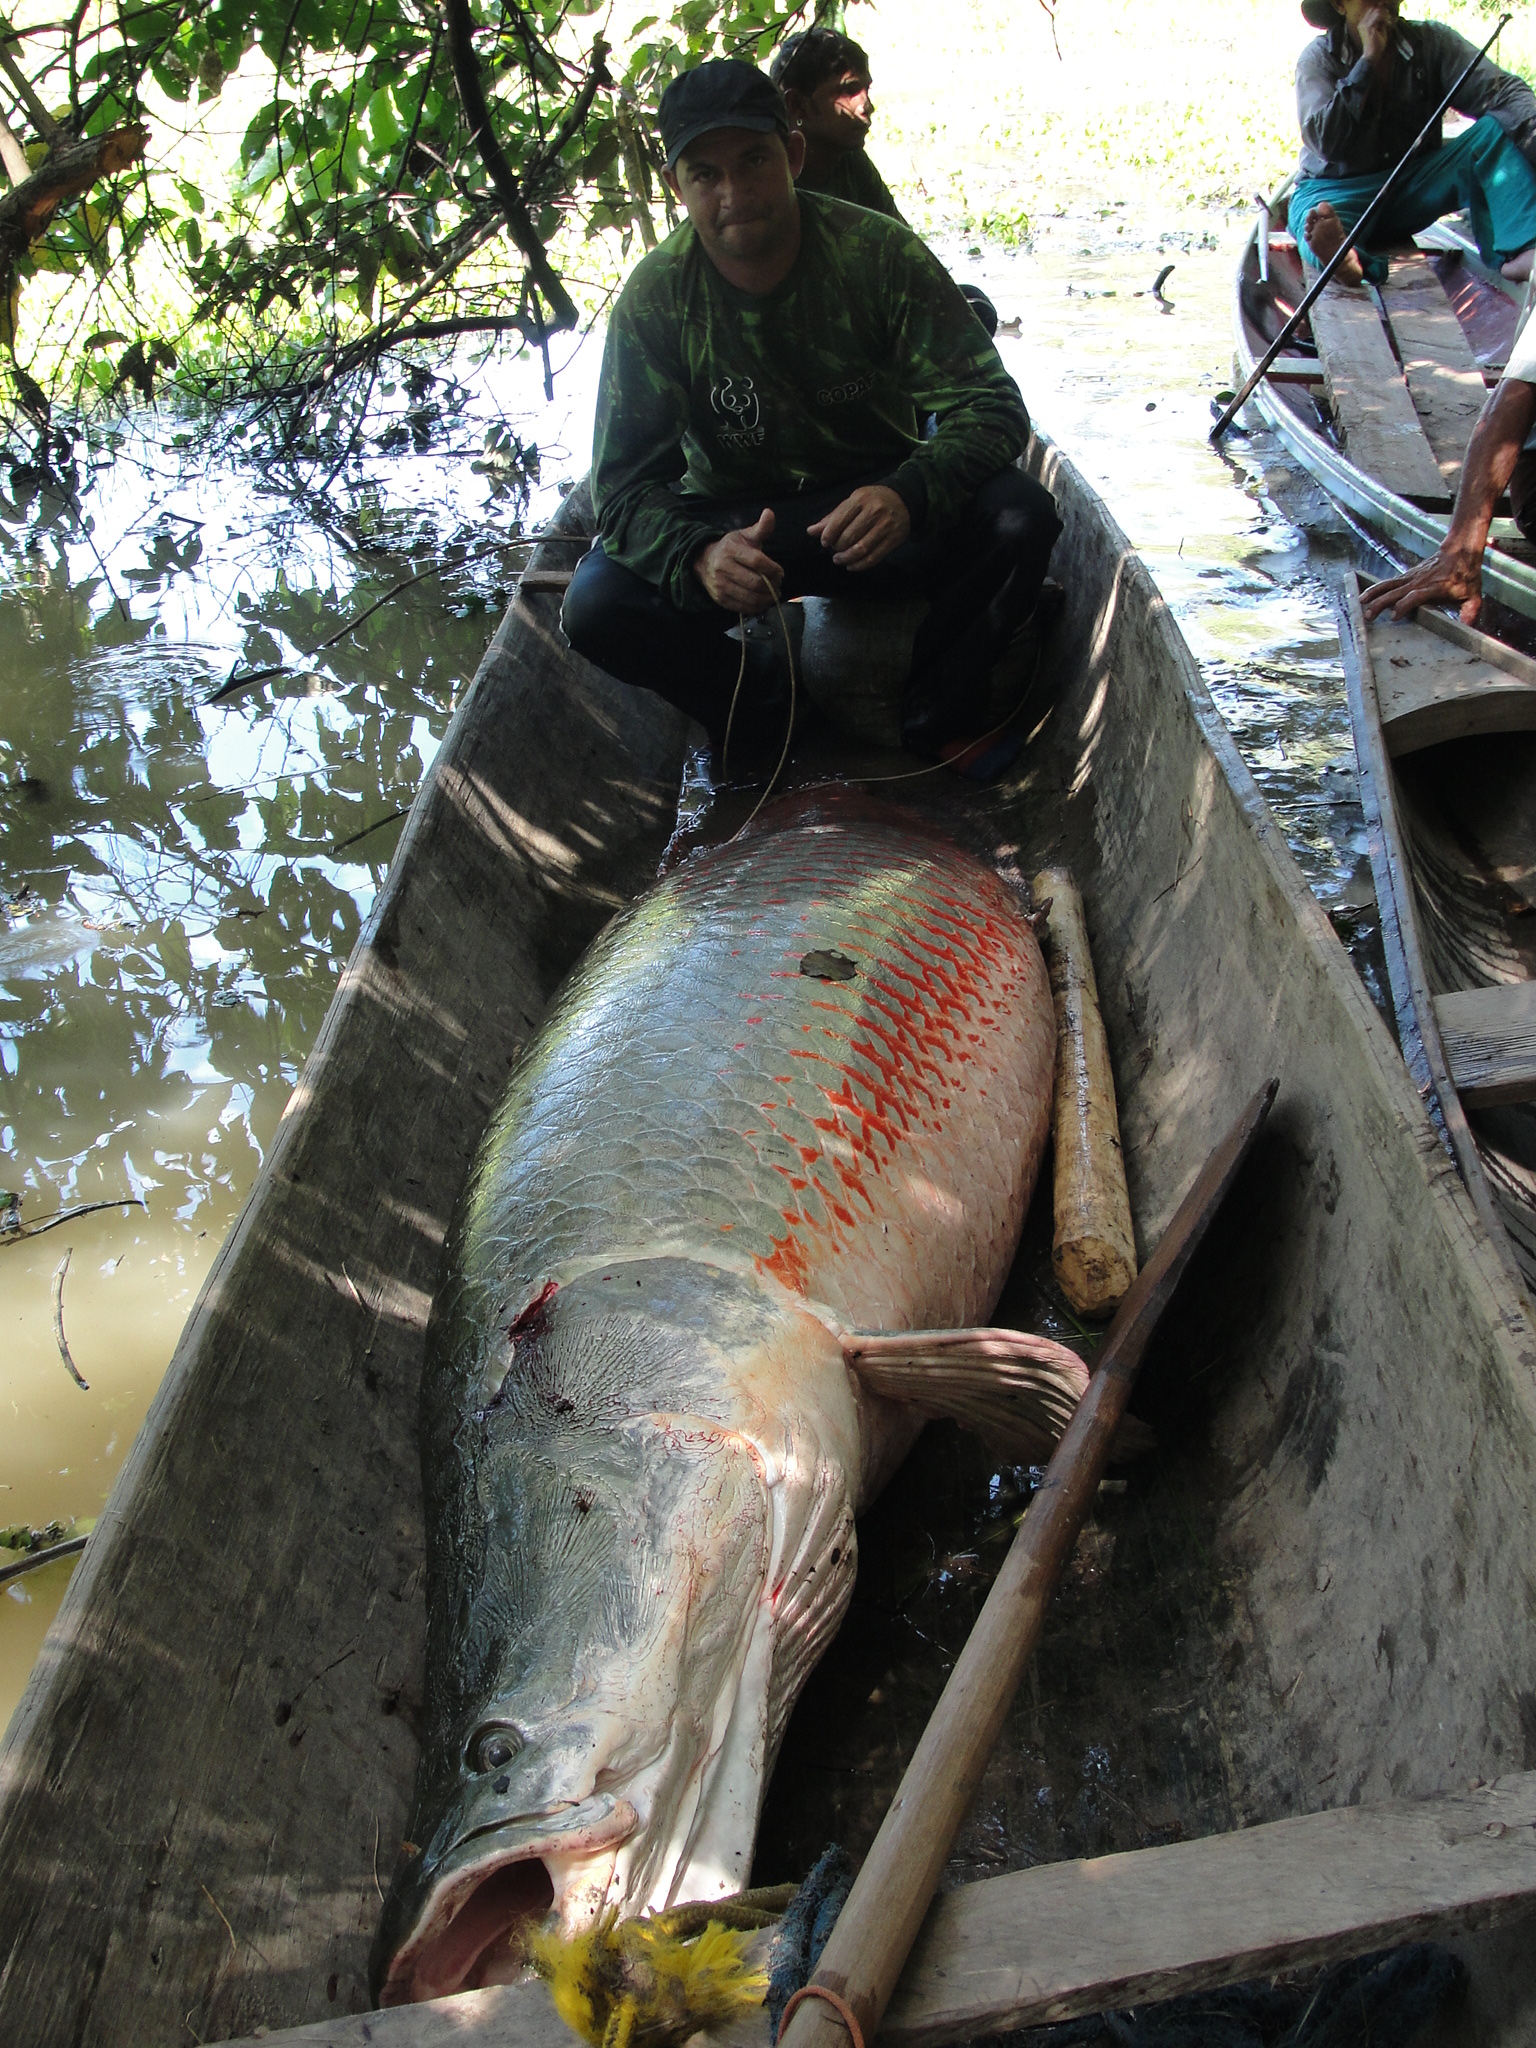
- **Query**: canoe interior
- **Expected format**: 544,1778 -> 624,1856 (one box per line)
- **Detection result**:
1388,711 -> 1536,1281
1237,224 -> 1532,535
6,444 -> 1536,2047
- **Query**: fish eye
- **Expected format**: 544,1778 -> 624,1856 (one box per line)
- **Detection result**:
471,1726 -> 523,1773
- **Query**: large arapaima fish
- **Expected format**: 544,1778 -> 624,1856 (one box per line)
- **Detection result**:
373,795 -> 1093,2005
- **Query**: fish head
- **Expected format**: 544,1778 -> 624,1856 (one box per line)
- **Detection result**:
372,1262 -> 819,2006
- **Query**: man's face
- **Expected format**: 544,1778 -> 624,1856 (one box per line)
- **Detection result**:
665,126 -> 804,266
1339,0 -> 1399,36
794,67 -> 875,152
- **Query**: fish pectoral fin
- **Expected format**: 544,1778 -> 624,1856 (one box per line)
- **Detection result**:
842,1326 -> 1153,1464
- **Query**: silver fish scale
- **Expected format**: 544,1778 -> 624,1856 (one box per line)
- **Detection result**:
460,812 -> 1054,1364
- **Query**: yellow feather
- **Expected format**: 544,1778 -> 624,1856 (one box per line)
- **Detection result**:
531,1911 -> 769,2048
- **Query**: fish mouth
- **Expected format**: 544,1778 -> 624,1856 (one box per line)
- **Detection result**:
376,1794 -> 637,2005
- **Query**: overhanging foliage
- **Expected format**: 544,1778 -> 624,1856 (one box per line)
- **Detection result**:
0,0 -> 832,457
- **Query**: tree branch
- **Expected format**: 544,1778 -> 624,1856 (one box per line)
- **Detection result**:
441,0 -> 580,328
527,35 -> 609,189
0,121 -> 145,260
0,14 -> 61,139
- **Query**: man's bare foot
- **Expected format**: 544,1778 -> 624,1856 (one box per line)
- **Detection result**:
1305,202 -> 1365,286
1503,247 -> 1535,284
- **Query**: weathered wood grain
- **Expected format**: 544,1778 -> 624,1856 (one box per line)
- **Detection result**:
220,1773 -> 1536,2048
1437,983 -> 1536,1105
1309,279 -> 1449,503
1366,611 -> 1536,756
885,1773 -> 1536,2044
1380,253 -> 1490,491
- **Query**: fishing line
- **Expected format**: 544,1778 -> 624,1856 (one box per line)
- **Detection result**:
719,579 -> 1047,824
721,619 -> 750,782
732,574 -> 798,838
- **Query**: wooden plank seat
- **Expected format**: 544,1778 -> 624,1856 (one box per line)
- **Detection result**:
1307,276 -> 1450,506
222,1773 -> 1536,2048
1435,982 -> 1536,1105
1363,606 -> 1536,756
1379,253 -> 1490,493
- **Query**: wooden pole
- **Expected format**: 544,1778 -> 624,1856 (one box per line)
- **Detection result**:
1033,867 -> 1137,1318
776,1077 -> 1279,2048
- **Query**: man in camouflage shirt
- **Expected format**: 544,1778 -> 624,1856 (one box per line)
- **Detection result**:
561,59 -> 1058,766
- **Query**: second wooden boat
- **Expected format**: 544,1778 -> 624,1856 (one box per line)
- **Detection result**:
1233,200 -> 1536,622
1339,569 -> 1536,1290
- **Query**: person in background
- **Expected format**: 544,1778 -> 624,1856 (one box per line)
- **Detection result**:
1290,0 -> 1536,287
770,25 -> 905,221
769,26 -> 998,334
1361,303 -> 1536,623
560,60 -> 1058,771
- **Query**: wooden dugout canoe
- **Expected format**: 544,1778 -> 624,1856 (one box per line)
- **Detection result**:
1232,204 -> 1536,625
1339,569 -> 1536,1297
6,439 -> 1536,2047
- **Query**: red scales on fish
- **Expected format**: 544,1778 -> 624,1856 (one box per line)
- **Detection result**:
372,793 -> 1087,2007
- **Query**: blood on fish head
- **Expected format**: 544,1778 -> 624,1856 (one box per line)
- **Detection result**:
372,1262 -> 856,2006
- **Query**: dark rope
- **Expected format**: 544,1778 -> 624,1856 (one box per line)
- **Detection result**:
766,1845 -> 854,2037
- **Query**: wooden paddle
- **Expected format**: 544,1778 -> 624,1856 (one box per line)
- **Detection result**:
776,1076 -> 1280,2048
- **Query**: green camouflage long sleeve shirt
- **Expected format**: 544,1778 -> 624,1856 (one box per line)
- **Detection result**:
590,192 -> 1029,609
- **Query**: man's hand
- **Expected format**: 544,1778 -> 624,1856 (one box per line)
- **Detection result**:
1361,537 -> 1487,625
1362,378 -> 1535,627
807,484 -> 911,569
693,510 -> 783,613
1358,3 -> 1395,64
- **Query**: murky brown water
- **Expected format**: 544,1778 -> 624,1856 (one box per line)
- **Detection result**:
0,197 -> 1391,1755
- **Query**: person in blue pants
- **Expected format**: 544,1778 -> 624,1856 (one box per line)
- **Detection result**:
1288,0 -> 1536,286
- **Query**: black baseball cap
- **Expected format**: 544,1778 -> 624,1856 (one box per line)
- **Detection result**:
658,60 -> 790,168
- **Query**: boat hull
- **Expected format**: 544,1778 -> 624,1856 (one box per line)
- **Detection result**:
4,441 -> 1536,2044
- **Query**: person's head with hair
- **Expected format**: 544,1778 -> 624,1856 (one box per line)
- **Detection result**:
656,60 -> 806,285
770,25 -> 876,167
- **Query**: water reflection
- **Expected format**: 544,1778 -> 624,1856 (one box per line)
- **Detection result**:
0,362 -> 596,1719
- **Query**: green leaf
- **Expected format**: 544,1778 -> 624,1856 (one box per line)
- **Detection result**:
365,84 -> 402,150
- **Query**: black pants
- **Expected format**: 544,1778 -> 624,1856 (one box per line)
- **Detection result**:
561,467 -> 1062,754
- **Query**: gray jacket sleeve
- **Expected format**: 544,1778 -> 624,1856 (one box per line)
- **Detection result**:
1429,23 -> 1536,164
1296,35 -> 1375,169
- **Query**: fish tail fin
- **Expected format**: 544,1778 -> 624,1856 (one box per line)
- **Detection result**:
843,1326 -> 1154,1463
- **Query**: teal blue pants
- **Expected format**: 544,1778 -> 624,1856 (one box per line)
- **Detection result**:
1288,114 -> 1536,282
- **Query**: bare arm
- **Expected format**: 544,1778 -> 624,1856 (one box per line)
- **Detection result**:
1361,377 -> 1536,625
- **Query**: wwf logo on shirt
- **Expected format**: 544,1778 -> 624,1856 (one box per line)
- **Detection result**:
711,375 -> 765,448
817,376 -> 872,406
